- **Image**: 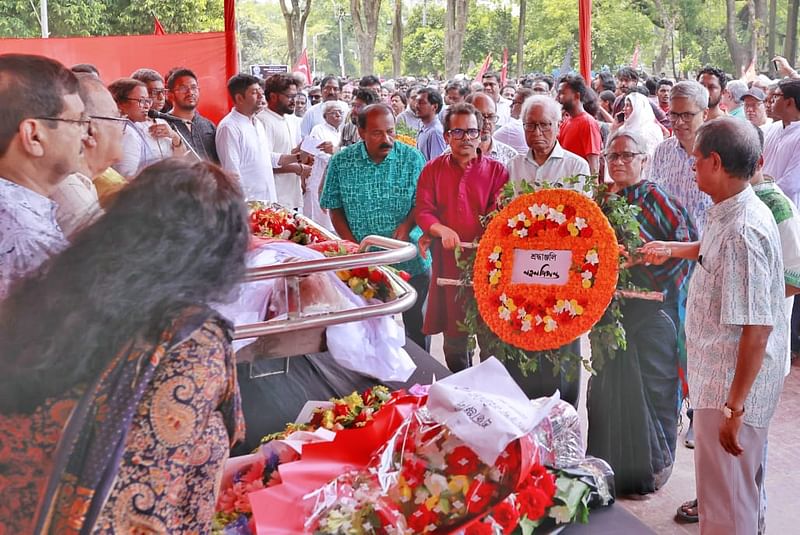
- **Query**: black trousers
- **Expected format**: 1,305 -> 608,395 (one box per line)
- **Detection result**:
404,271 -> 430,352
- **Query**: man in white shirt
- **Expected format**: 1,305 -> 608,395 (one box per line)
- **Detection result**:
216,74 -> 299,202
763,79 -> 800,208
300,75 -> 347,137
507,95 -> 590,189
51,74 -> 126,237
258,73 -> 310,210
482,72 -> 511,127
494,87 -> 532,155
0,54 -> 86,299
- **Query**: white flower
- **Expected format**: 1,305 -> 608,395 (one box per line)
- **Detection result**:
574,216 -> 587,230
488,250 -> 501,263
548,207 -> 567,224
529,203 -> 548,217
586,249 -> 599,264
507,215 -> 518,228
516,227 -> 528,237
499,307 -> 511,321
517,307 -> 527,319
500,292 -> 509,304
582,270 -> 593,280
521,320 -> 532,332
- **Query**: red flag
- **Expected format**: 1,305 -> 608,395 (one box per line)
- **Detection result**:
501,47 -> 508,87
631,43 -> 640,70
293,48 -> 312,86
578,0 -> 592,81
153,16 -> 166,35
476,53 -> 493,83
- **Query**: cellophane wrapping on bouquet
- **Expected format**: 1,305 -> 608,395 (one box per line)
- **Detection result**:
529,397 -> 584,469
303,358 -> 552,534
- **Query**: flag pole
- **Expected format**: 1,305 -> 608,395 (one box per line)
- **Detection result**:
40,0 -> 49,38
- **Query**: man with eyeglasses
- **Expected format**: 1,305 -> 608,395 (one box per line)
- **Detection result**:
481,71 -> 511,127
494,87 -> 532,155
763,79 -> 800,210
457,92 -> 518,167
504,95 -> 589,406
415,103 -> 509,372
164,68 -> 219,164
131,68 -> 168,113
649,81 -> 713,234
51,74 -> 127,237
508,95 -> 589,189
340,88 -> 378,148
258,73 -> 309,210
0,54 -> 87,300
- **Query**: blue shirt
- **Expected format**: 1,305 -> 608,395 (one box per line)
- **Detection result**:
416,118 -> 447,161
320,141 -> 430,276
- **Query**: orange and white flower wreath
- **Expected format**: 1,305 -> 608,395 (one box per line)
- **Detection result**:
474,190 -> 619,351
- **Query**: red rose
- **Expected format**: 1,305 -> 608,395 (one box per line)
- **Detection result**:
333,403 -> 349,418
368,269 -> 385,283
447,445 -> 481,475
464,521 -> 494,535
353,267 -> 370,279
557,224 -> 570,237
579,227 -> 593,238
516,486 -> 550,521
407,504 -> 438,533
466,479 -> 497,514
563,205 -> 577,219
398,270 -> 412,282
491,499 -> 521,535
401,458 -> 427,487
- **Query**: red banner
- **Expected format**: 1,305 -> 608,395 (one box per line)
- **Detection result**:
476,53 -> 493,82
579,0 -> 592,81
0,33 -> 230,124
293,48 -> 312,86
153,16 -> 166,35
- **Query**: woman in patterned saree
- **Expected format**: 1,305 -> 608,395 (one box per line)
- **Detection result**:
586,130 -> 697,495
0,159 -> 249,533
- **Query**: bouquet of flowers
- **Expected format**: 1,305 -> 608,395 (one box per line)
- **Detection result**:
305,407 -> 536,534
248,201 -> 328,245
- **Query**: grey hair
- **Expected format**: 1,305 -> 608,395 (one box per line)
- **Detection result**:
695,117 -> 761,180
670,80 -> 709,110
606,129 -> 650,158
726,80 -> 748,104
323,101 -> 345,114
521,95 -> 562,131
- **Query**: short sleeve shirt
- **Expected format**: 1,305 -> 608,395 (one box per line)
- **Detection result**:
320,141 -> 431,275
685,187 -> 787,427
557,112 -> 602,161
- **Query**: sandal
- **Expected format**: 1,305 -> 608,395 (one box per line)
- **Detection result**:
675,498 -> 699,523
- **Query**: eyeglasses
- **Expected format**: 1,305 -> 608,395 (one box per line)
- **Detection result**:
124,97 -> 153,107
90,114 -> 129,133
522,122 -> 553,132
281,92 -> 298,101
482,113 -> 498,122
148,89 -> 168,98
605,151 -> 643,163
32,115 -> 92,131
668,110 -> 701,123
447,128 -> 481,140
325,110 -> 343,117
173,85 -> 199,94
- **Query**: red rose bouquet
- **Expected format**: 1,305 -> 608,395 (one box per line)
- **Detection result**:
305,407 -> 534,534
248,201 -> 327,244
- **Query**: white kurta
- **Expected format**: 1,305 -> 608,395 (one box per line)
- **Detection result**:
258,108 -> 302,209
216,108 -> 278,202
115,118 -> 176,178
763,120 -> 800,208
303,122 -> 341,232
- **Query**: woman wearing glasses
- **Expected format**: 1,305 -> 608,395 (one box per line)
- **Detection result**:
108,78 -> 187,179
586,130 -> 697,495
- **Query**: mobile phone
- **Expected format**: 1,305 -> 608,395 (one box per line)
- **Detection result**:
773,59 -> 780,71
616,112 -> 625,123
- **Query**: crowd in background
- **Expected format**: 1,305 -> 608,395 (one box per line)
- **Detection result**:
2,50 -> 800,534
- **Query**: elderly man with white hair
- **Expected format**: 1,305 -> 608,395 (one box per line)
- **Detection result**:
504,94 -> 589,409
723,79 -> 749,119
507,95 -> 589,189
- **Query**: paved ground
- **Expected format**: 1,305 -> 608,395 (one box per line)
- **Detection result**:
429,334 -> 800,533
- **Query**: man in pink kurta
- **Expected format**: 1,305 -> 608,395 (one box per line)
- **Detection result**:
415,103 -> 509,371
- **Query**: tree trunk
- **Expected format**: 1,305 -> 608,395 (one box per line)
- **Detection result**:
392,0 -> 403,79
753,0 -> 767,71
350,0 -> 382,76
517,0 -> 526,77
444,0 -> 469,79
786,0 -> 800,65
724,0 -> 752,75
279,0 -> 313,65
769,0 -> 778,73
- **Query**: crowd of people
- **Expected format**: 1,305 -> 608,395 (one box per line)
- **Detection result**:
1,49 -> 799,534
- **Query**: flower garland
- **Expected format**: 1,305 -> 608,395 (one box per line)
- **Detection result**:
248,201 -> 328,245
473,189 -> 619,352
395,122 -> 418,148
458,177 -> 643,378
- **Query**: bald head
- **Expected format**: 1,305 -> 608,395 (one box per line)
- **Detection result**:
466,92 -> 497,139
75,73 -> 124,176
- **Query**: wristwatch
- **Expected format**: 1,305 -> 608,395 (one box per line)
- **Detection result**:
722,403 -> 745,419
